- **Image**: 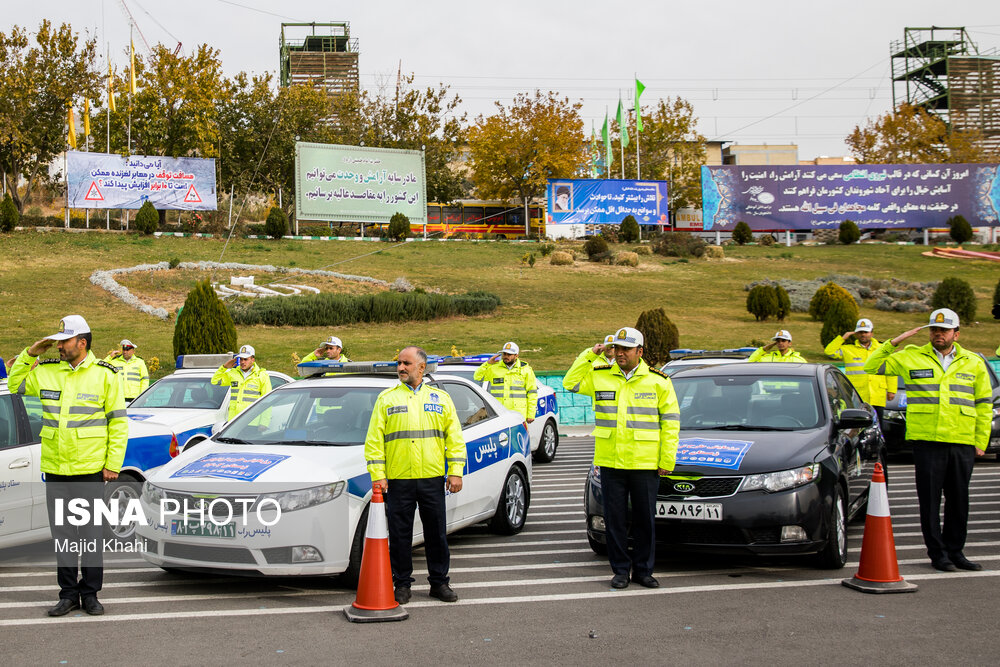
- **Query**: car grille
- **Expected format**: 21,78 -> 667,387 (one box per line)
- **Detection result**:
161,491 -> 260,521
262,547 -> 293,564
163,543 -> 256,564
658,476 -> 742,499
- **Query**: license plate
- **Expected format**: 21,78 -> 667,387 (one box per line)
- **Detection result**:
170,519 -> 236,538
655,501 -> 722,521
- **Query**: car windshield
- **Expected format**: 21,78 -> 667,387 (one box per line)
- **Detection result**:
220,385 -> 383,446
129,377 -> 227,410
672,374 -> 822,431
436,368 -> 478,383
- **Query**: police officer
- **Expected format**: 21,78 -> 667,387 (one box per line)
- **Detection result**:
473,341 -> 538,427
8,315 -> 127,616
301,336 -> 351,363
824,318 -> 897,413
598,334 -> 616,367
211,344 -> 272,420
748,330 -> 806,362
364,346 -> 466,604
563,327 -> 680,589
104,339 -> 149,402
864,308 -> 992,572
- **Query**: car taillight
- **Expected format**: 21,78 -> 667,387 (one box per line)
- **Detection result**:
169,433 -> 179,458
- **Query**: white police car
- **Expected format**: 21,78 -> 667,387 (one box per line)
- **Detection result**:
108,355 -> 292,538
436,355 -> 560,463
135,359 -> 531,582
0,377 -> 48,550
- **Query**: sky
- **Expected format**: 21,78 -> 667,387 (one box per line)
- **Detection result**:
6,1 -> 1000,160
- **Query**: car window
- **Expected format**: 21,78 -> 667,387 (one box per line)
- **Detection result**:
833,371 -> 865,410
436,381 -> 493,428
673,375 -> 821,430
268,373 -> 289,390
0,395 -> 17,450
221,386 -> 382,446
129,377 -> 228,409
20,395 -> 43,442
436,368 -> 478,383
825,372 -> 844,418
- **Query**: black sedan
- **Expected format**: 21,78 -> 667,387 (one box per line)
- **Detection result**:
881,353 -> 1000,457
584,363 -> 887,569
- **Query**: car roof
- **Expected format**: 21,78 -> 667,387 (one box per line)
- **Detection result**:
669,362 -> 821,379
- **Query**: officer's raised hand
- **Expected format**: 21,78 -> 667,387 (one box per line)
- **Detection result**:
592,343 -> 606,355
488,353 -> 501,363
223,356 -> 238,369
890,326 -> 925,346
841,331 -> 855,340
27,339 -> 55,357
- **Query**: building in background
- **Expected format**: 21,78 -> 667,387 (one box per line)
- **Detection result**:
722,143 -> 799,165
891,27 -> 1000,158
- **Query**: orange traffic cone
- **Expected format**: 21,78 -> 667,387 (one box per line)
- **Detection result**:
344,486 -> 409,622
842,462 -> 918,594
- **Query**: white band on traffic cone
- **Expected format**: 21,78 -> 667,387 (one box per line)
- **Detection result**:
867,480 -> 890,518
367,501 -> 389,539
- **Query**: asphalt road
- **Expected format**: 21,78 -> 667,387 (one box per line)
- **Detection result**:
3,438 -> 1000,665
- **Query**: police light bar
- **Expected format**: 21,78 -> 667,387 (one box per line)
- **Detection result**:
668,347 -> 756,360
440,354 -> 495,364
297,356 -> 443,378
176,353 -> 236,369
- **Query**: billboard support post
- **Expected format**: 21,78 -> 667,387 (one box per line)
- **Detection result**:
524,197 -> 529,238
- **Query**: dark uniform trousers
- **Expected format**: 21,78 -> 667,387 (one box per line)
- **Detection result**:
385,477 -> 449,588
600,467 -> 659,578
910,440 -> 976,562
44,471 -> 105,602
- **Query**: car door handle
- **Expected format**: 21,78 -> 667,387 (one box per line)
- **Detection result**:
9,459 -> 30,469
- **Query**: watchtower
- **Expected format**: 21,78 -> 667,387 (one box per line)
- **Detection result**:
279,22 -> 359,122
891,27 -> 1000,157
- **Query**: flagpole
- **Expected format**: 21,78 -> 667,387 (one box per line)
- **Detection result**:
106,44 -> 111,230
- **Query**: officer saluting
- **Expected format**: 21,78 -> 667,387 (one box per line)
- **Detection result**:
8,315 -> 127,616
563,327 -> 680,589
473,341 -> 538,427
104,339 -> 149,402
364,346 -> 466,604
212,344 -> 271,420
864,308 -> 992,572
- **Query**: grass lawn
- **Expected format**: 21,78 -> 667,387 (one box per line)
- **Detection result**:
1,231 -> 998,376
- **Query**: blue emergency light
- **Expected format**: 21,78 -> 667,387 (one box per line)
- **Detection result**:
297,356 -> 444,378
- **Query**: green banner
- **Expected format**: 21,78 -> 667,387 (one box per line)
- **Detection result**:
295,142 -> 427,224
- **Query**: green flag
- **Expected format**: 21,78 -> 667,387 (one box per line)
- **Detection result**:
635,78 -> 645,133
590,125 -> 599,178
602,112 -> 612,173
617,98 -> 629,149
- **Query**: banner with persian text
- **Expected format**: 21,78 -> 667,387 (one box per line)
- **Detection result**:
701,164 -> 1000,231
66,151 -> 217,210
546,179 -> 668,236
294,142 -> 427,224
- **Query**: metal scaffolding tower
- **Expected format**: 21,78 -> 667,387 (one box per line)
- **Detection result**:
279,22 -> 359,124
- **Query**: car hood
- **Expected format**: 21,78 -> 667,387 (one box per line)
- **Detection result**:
674,427 -> 828,475
145,441 -> 362,490
127,408 -> 219,435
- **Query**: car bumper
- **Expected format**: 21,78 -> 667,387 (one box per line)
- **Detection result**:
585,476 -> 832,556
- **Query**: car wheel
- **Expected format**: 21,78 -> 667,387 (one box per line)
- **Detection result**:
489,467 -> 528,535
103,476 -> 143,541
816,487 -> 848,569
532,419 -> 559,463
340,505 -> 370,589
588,531 -> 607,556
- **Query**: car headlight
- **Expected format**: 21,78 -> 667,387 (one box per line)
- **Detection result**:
142,481 -> 164,505
741,464 -> 819,493
255,482 -> 345,512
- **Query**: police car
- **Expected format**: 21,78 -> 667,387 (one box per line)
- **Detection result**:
659,348 -> 756,376
134,359 -> 531,582
0,377 -> 48,550
436,355 -> 560,463
108,355 -> 292,538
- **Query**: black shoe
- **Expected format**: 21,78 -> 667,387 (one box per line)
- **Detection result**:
393,587 -> 411,605
931,559 -> 958,572
429,584 -> 458,603
950,554 -> 983,571
632,574 -> 659,589
610,574 -> 629,589
82,596 -> 104,615
47,599 -> 80,617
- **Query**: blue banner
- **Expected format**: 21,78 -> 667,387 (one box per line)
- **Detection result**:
546,179 -> 668,232
702,164 -> 1000,231
67,151 -> 218,210
676,438 -> 754,471
171,453 -> 289,481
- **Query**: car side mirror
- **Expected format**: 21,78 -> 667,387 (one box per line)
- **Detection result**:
836,408 -> 873,430
211,422 -> 223,436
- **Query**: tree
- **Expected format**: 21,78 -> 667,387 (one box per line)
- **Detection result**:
773,285 -> 791,321
845,103 -> 986,164
821,298 -> 860,348
0,21 -> 99,212
634,308 -> 679,367
329,75 -> 467,203
133,201 -> 158,234
583,234 -> 610,261
839,220 -> 860,245
264,206 -> 288,240
619,215 -> 640,243
746,285 -> 778,321
386,212 -> 411,241
173,279 -> 238,358
809,282 -> 856,321
619,97 -> 706,210
948,215 -> 973,244
0,192 -> 18,232
468,90 -> 586,205
931,277 -> 977,324
732,221 -> 752,245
